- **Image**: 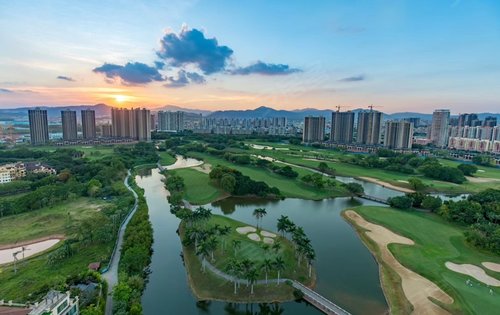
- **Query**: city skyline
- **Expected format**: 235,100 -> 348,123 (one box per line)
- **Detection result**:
1,0 -> 500,113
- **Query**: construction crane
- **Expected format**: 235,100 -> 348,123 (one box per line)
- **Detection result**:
368,104 -> 383,111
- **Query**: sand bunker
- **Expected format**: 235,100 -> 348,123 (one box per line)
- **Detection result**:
466,176 -> 500,184
263,237 -> 275,244
445,262 -> 500,286
260,231 -> 276,238
358,177 -> 415,193
0,239 -> 61,265
482,262 -> 500,273
164,156 -> 203,170
192,163 -> 212,174
236,226 -> 256,234
345,210 -> 453,315
247,233 -> 261,242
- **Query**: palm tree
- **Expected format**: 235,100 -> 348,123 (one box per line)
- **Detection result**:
306,249 -> 316,278
262,258 -> 273,285
206,236 -> 218,261
196,242 -> 210,272
272,240 -> 282,253
273,256 -> 285,285
246,268 -> 259,294
277,215 -> 289,237
219,225 -> 231,251
232,239 -> 241,256
225,259 -> 240,294
253,208 -> 267,229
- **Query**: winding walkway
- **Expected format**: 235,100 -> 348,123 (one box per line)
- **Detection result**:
202,258 -> 351,315
102,170 -> 139,315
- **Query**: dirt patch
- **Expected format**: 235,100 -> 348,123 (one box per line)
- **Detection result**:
345,210 -> 453,315
445,262 -> 500,286
358,177 -> 415,193
482,262 -> 500,273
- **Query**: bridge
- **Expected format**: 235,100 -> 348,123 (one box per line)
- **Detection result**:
291,281 -> 351,315
359,194 -> 389,205
203,258 -> 351,315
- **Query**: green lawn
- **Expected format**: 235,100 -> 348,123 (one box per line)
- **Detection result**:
0,198 -> 107,245
187,152 -> 348,200
158,151 -> 176,165
180,214 -> 313,302
242,143 -> 500,194
173,168 -> 226,205
350,206 -> 500,315
30,145 -> 115,160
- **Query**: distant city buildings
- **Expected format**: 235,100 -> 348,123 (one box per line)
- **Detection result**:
61,110 -> 78,141
111,107 -> 151,141
303,116 -> 325,143
384,120 -> 414,149
28,108 -> 49,145
81,109 -> 96,139
100,123 -> 112,137
430,109 -> 450,147
330,111 -> 355,143
356,110 -> 383,145
158,111 -> 185,131
194,116 -> 290,135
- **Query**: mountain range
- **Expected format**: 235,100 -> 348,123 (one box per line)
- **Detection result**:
0,104 -> 499,122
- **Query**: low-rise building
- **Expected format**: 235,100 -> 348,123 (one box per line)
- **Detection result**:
29,291 -> 79,315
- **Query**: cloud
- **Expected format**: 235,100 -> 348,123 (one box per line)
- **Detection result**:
164,70 -> 205,88
56,75 -> 75,82
154,61 -> 165,70
93,62 -> 164,84
338,75 -> 365,82
0,88 -> 13,93
157,27 -> 234,75
230,61 -> 301,76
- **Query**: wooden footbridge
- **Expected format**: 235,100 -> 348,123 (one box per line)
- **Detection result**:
359,194 -> 390,205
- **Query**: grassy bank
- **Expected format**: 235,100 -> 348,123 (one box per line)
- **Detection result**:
173,168 -> 226,205
346,206 -> 500,315
180,214 -> 314,302
242,143 -> 500,194
0,198 -> 107,245
158,151 -> 176,165
187,152 -> 348,200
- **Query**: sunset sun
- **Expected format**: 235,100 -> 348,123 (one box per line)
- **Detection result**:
114,95 -> 128,103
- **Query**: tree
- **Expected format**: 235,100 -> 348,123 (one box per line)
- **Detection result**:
458,164 -> 478,176
388,196 -> 413,209
165,174 -> 185,192
277,215 -> 288,237
273,256 -> 285,285
232,239 -> 241,256
220,174 -> 236,193
196,242 -> 210,272
272,241 -> 282,253
225,259 -> 240,294
253,208 -> 267,229
262,258 -> 273,285
344,183 -> 364,199
472,155 -> 492,166
421,195 -> 442,212
246,268 -> 259,294
408,177 -> 425,191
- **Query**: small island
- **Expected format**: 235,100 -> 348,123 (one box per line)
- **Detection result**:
176,207 -> 316,302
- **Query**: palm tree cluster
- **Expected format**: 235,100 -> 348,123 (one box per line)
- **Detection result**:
276,215 -> 316,277
225,256 -> 286,295
252,208 -> 267,229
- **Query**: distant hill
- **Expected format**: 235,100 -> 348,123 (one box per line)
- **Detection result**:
1,104 -> 499,123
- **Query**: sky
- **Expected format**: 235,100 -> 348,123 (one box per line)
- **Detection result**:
0,0 -> 499,113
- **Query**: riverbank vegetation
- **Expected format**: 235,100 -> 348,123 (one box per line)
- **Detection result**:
345,206 -> 500,315
113,178 -> 153,315
176,207 -> 315,302
0,143 -> 157,314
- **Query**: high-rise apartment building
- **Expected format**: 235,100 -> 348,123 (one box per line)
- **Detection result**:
303,116 -> 325,143
157,111 -> 185,131
458,113 -> 480,127
28,108 -> 49,145
61,110 -> 78,140
101,124 -> 112,137
111,107 -> 151,141
483,116 -> 497,127
357,110 -> 383,145
430,109 -> 450,147
81,109 -> 96,139
331,111 -> 355,143
384,120 -> 414,149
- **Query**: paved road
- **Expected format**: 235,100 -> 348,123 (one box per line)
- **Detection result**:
102,171 -> 139,315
